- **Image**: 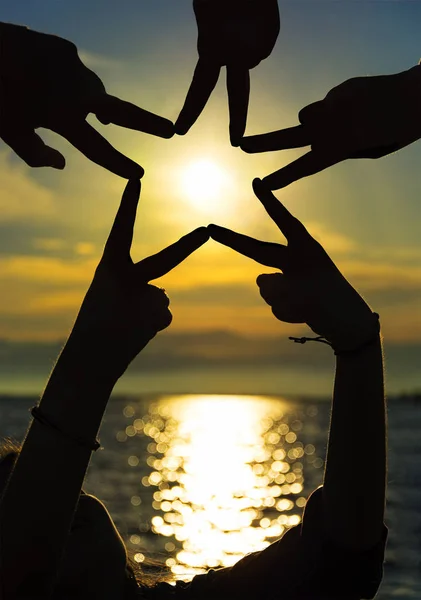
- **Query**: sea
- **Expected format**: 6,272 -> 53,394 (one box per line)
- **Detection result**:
0,393 -> 420,598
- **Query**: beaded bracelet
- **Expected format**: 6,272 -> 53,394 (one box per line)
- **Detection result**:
30,406 -> 101,451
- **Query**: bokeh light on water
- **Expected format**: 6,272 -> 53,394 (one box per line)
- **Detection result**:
122,394 -> 323,577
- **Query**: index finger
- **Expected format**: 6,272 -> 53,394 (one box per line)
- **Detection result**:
103,179 -> 141,261
53,119 -> 144,179
226,65 -> 250,146
241,125 -> 312,153
137,227 -> 210,281
262,149 -> 342,190
207,224 -> 287,269
252,178 -> 306,241
175,58 -> 221,135
93,94 -> 174,139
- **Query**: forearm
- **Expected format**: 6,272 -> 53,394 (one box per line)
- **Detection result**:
0,337 -> 116,596
322,333 -> 386,550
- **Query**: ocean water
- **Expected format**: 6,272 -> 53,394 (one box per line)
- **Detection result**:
0,393 -> 420,598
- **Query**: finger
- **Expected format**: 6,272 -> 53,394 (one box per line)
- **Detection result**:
175,58 -> 221,135
52,119 -> 144,179
226,65 -> 250,146
103,179 -> 141,261
137,227 -> 210,281
298,100 -> 326,125
257,274 -> 304,323
1,128 -> 66,170
256,273 -> 287,304
93,94 -> 174,139
241,125 -> 311,153
349,142 -> 402,160
261,150 -> 342,190
208,224 -> 286,269
252,178 -> 306,241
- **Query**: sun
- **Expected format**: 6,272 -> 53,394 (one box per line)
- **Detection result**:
180,159 -> 231,214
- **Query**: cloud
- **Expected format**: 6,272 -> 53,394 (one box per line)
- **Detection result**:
305,222 -> 357,254
33,238 -> 67,252
0,256 -> 96,286
0,151 -> 57,223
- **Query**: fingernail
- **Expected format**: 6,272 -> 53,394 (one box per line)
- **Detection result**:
161,123 -> 175,139
133,165 -> 144,179
174,122 -> 189,136
252,178 -> 262,194
262,175 -> 282,191
194,226 -> 210,240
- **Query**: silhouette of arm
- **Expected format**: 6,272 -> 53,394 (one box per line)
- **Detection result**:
0,181 -> 209,597
241,65 -> 421,189
323,327 -> 385,551
0,23 -> 174,177
175,0 -> 280,146
208,179 -> 386,551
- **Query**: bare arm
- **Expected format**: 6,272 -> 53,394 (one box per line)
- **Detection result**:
208,178 -> 386,554
323,335 -> 386,551
0,354 -> 116,597
0,181 -> 208,597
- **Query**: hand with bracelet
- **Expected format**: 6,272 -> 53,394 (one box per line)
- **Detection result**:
209,178 -> 380,354
0,180 -> 209,598
0,180 -> 387,598
209,180 -> 387,578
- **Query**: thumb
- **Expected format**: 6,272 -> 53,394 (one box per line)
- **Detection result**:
1,128 -> 66,169
256,272 -> 286,305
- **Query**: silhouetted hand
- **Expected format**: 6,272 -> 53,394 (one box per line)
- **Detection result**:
0,24 -> 174,177
175,0 -> 280,146
241,66 -> 421,189
67,180 -> 209,380
209,179 -> 378,352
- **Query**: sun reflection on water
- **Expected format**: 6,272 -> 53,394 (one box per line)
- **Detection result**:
120,395 -> 320,577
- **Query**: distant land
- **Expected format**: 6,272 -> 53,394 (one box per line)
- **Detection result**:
0,331 -> 419,396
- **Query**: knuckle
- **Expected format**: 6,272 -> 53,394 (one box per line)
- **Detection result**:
153,308 -> 172,332
145,285 -> 170,309
58,37 -> 78,56
24,155 -> 42,168
161,309 -> 173,329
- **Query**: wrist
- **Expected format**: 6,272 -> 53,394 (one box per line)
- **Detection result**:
53,335 -> 122,391
329,313 -> 381,355
334,332 -> 382,364
57,324 -> 156,386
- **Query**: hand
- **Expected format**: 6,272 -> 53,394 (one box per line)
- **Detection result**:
208,179 -> 378,351
66,180 -> 209,380
175,0 -> 280,146
0,24 -> 174,177
241,66 -> 421,189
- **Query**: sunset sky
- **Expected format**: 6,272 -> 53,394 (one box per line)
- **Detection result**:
0,1 -> 420,395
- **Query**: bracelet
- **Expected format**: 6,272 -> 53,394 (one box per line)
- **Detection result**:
289,313 -> 381,356
30,406 -> 101,452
